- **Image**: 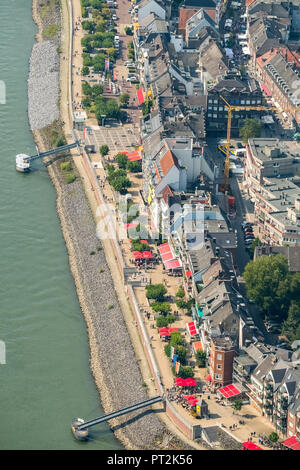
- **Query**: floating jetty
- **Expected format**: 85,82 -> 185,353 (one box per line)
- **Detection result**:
16,141 -> 80,172
71,395 -> 164,441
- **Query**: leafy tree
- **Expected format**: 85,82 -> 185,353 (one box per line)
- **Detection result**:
81,66 -> 90,76
151,302 -> 172,315
176,299 -> 188,311
232,399 -> 243,412
120,93 -> 130,107
196,350 -> 206,367
156,315 -> 176,328
100,144 -> 109,156
176,366 -> 194,378
146,284 -> 167,302
176,286 -> 185,299
248,237 -> 262,259
170,331 -> 184,347
268,432 -> 279,443
281,301 -> 300,342
127,161 -> 142,173
111,175 -> 131,193
116,152 -> 128,169
125,26 -> 133,35
243,254 -> 289,318
239,118 -> 261,142
82,20 -> 96,32
176,345 -> 187,364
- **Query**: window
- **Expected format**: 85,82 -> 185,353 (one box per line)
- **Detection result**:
246,100 -> 250,104
215,373 -> 222,379
213,114 -> 217,118
208,113 -> 212,117
208,98 -> 213,103
217,364 -> 222,370
213,106 -> 218,111
241,100 -> 245,104
214,99 -> 218,103
217,353 -> 222,360
208,105 -> 212,110
219,106 -> 223,111
251,100 -> 256,104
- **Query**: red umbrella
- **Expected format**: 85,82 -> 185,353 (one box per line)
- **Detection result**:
175,377 -> 185,387
184,378 -> 197,387
142,251 -> 153,259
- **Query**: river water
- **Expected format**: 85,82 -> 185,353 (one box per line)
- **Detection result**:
0,0 -> 122,450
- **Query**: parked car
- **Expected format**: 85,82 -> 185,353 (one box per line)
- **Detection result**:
112,14 -> 117,20
128,8 -> 132,13
237,142 -> 243,148
124,61 -> 133,66
245,239 -> 254,244
126,76 -> 137,82
244,232 -> 254,237
242,221 -> 253,227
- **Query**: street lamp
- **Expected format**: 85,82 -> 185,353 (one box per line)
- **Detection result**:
101,114 -> 106,127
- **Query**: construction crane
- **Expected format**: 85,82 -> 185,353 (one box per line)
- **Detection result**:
219,95 -> 300,193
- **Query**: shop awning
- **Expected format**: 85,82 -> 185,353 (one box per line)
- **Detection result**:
218,384 -> 242,399
205,374 -> 212,382
187,321 -> 198,336
261,83 -> 272,97
137,88 -> 145,105
281,435 -> 300,450
165,259 -> 182,270
161,251 -> 175,262
242,442 -> 263,451
159,242 -> 172,254
193,341 -> 202,353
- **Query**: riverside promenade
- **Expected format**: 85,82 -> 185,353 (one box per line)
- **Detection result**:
57,0 -> 277,449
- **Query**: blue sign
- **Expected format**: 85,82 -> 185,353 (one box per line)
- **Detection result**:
172,354 -> 178,366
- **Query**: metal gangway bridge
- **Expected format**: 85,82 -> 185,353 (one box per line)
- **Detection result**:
71,395 -> 164,440
16,141 -> 80,172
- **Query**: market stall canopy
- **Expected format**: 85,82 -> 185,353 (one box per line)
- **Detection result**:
158,327 -> 178,336
281,435 -> 300,450
165,259 -> 182,270
241,442 -> 263,450
175,377 -> 186,387
136,87 -> 145,105
125,223 -> 138,230
184,378 -> 197,387
185,270 -> 192,278
205,374 -> 212,382
184,395 -> 199,406
186,321 -> 199,336
218,383 -> 242,399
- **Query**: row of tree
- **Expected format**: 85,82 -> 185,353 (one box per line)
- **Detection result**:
244,254 -> 300,342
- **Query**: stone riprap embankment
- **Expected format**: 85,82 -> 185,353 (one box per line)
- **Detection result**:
28,41 -> 59,131
57,174 -> 164,449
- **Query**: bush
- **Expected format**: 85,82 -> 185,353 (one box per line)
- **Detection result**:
90,251 -> 96,255
107,303 -> 114,310
65,172 -> 76,184
196,350 -> 206,368
116,152 -> 128,169
60,161 -> 71,171
44,24 -> 59,38
176,286 -> 185,299
127,161 -> 142,173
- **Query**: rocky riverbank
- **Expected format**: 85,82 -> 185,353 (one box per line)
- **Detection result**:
30,0 -> 168,449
